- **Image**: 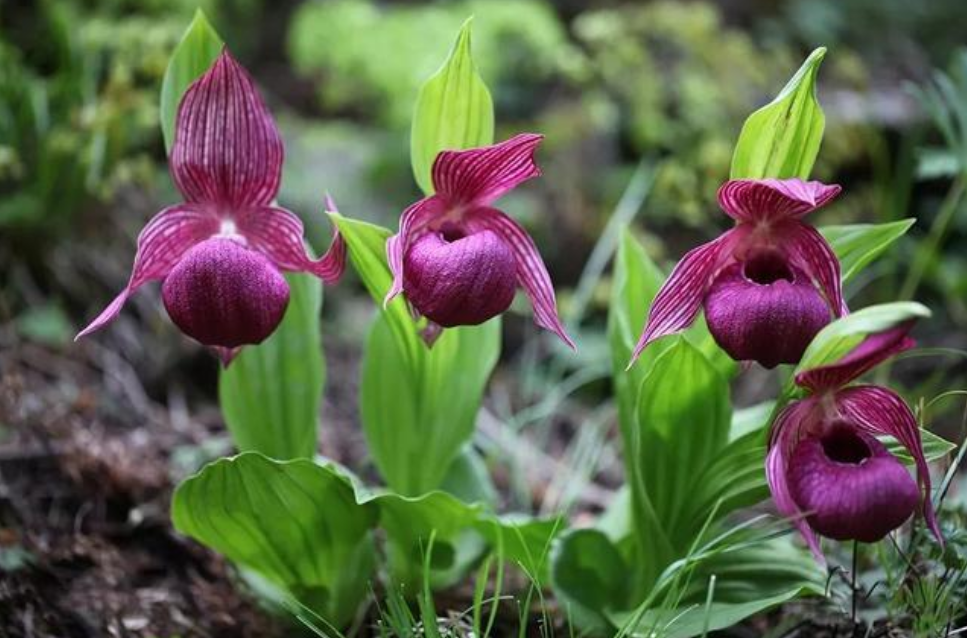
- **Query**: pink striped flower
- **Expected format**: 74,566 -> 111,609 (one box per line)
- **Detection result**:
630,179 -> 846,368
766,322 -> 941,560
76,50 -> 345,364
385,134 -> 573,347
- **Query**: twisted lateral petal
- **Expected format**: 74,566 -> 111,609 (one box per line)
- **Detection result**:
627,229 -> 739,368
171,50 -> 282,209
795,323 -> 916,393
237,206 -> 346,283
385,197 -> 447,306
835,385 -> 942,543
717,178 -> 841,223
780,222 -> 847,316
766,398 -> 824,560
76,204 -> 219,339
432,133 -> 542,208
466,208 -> 574,348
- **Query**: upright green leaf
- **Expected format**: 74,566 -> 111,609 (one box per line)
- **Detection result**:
160,9 -> 223,153
607,229 -> 669,445
330,212 -> 501,495
172,453 -> 378,627
410,17 -> 494,195
796,301 -> 931,374
219,274 -> 324,460
821,218 -> 916,283
628,339 -> 732,594
731,47 -> 826,180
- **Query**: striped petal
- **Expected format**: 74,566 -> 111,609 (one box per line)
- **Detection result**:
237,206 -> 345,284
76,204 -> 219,339
466,208 -> 574,348
835,385 -> 942,544
627,229 -> 740,368
766,397 -> 825,561
432,133 -> 542,208
170,50 -> 282,209
718,179 -> 841,223
795,323 -> 916,393
780,222 -> 847,317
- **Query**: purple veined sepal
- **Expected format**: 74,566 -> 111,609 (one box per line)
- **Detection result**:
170,49 -> 282,209
432,133 -> 543,207
835,384 -> 942,543
795,323 -> 917,393
385,197 -> 446,306
626,228 -> 742,368
717,178 -> 841,224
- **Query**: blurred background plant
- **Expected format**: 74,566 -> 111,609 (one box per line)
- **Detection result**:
2,0 -> 967,636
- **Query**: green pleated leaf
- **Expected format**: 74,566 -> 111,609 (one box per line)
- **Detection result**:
411,17 -> 494,195
796,302 -> 931,374
628,338 -> 732,595
329,212 -> 500,496
731,47 -> 826,180
160,9 -> 223,154
821,218 -> 916,283
219,273 -> 323,460
171,453 -> 377,628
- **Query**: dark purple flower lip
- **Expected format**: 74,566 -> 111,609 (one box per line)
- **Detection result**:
703,253 -> 831,368
386,134 -> 573,348
402,230 -> 517,327
629,178 -> 844,368
76,50 -> 345,362
787,422 -> 919,543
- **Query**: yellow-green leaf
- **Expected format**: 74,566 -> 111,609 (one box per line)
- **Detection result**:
731,47 -> 826,180
410,17 -> 494,195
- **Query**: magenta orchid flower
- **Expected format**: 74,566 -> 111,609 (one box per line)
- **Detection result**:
766,322 -> 941,561
76,50 -> 345,364
385,134 -> 573,347
630,178 -> 846,369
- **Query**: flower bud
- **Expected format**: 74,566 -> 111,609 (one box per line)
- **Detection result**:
787,423 -> 919,542
704,252 -> 831,368
162,237 -> 290,348
403,229 -> 517,327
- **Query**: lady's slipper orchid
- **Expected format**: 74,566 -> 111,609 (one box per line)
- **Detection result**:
385,134 -> 573,347
76,50 -> 345,364
630,178 -> 846,368
766,323 -> 941,560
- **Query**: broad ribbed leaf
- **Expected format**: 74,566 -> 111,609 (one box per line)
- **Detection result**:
330,212 -> 500,495
171,453 -> 377,627
411,17 -> 494,195
160,9 -> 223,153
731,48 -> 826,180
219,273 -> 323,459
796,302 -> 931,374
822,218 -> 916,283
629,338 -> 731,594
